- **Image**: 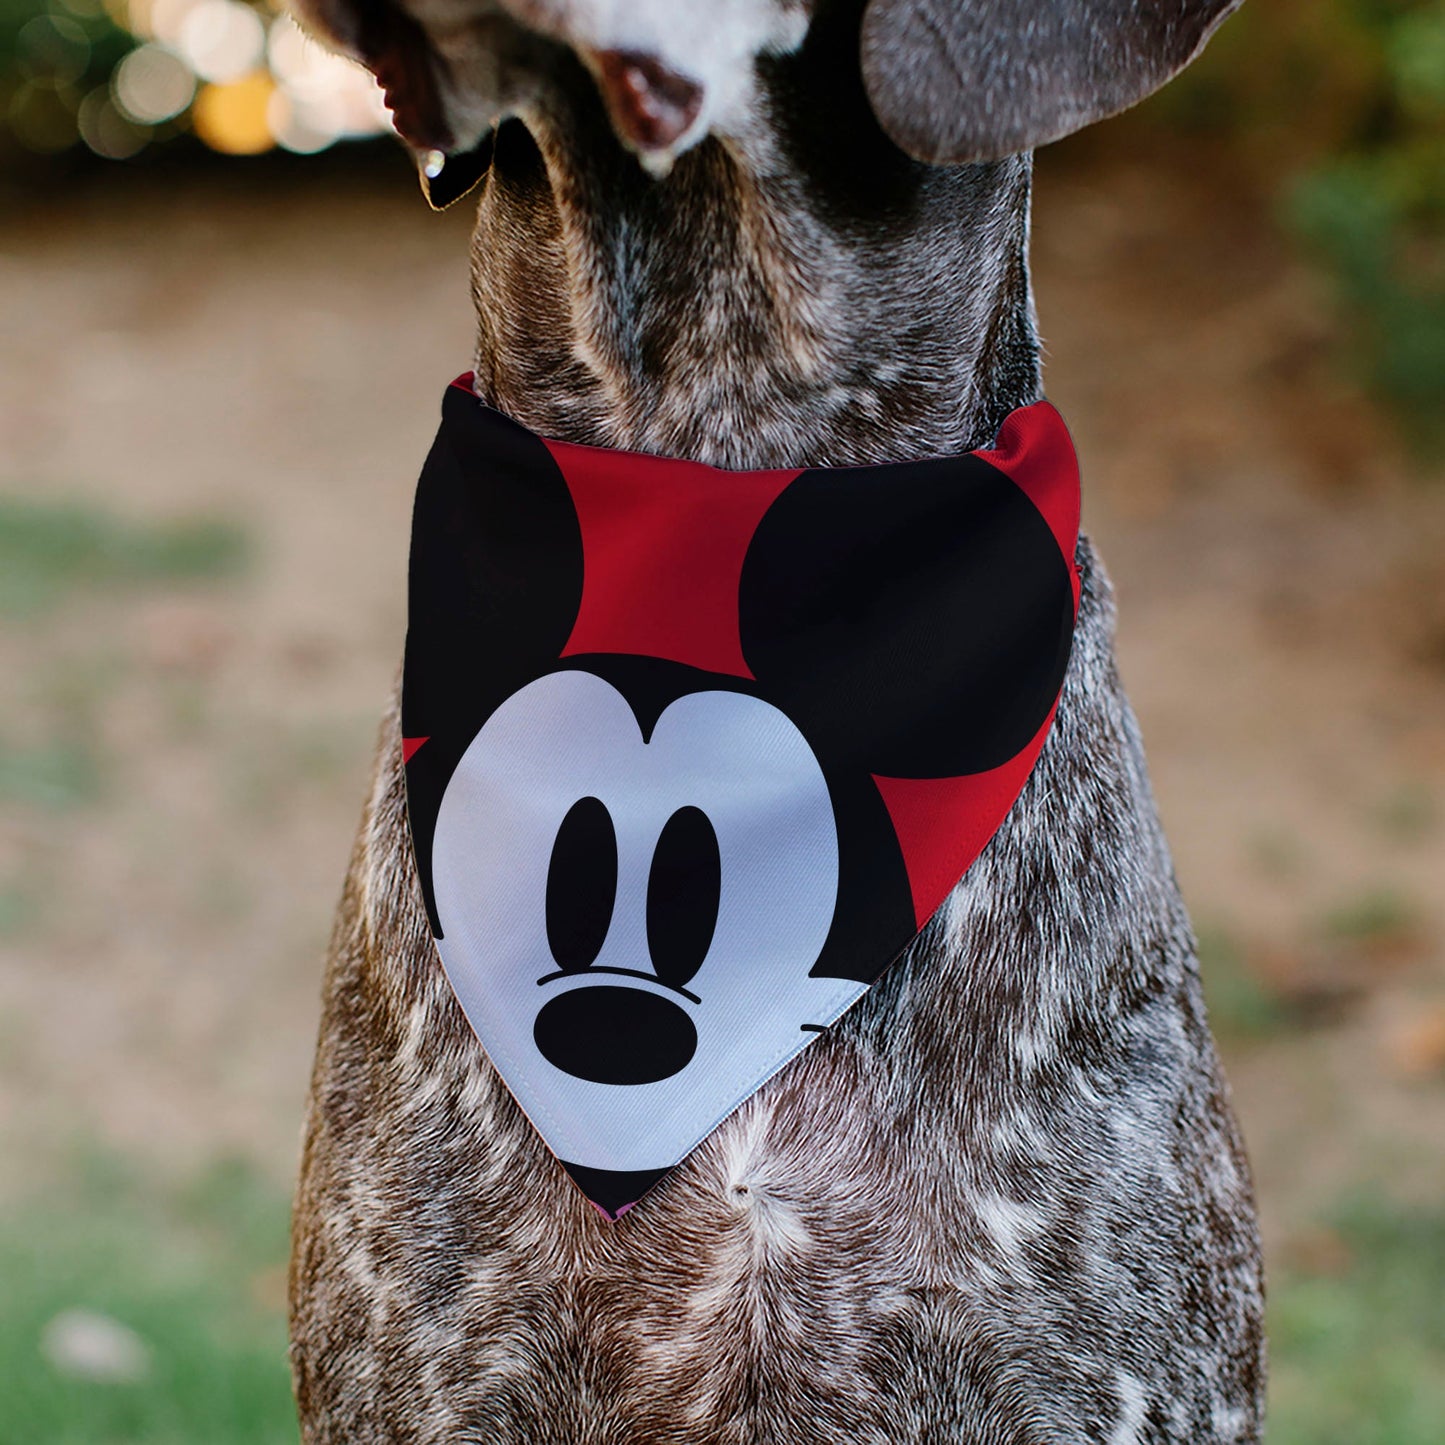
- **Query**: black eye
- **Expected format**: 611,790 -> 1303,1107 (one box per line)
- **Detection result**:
546,796 -> 617,972
647,806 -> 721,991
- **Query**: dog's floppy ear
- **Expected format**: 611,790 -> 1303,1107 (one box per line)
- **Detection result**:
860,0 -> 1244,164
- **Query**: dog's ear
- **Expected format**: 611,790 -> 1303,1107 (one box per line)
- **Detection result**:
860,0 -> 1244,164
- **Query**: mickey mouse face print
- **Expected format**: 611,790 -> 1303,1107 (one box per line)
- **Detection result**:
402,379 -> 1080,1218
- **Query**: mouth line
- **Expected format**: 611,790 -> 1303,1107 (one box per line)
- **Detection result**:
535,966 -> 701,1005
416,130 -> 496,210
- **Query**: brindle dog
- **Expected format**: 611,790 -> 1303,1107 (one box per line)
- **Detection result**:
286,2 -> 1266,1440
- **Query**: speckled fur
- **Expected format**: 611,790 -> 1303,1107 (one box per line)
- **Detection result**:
289,2 -> 1265,1439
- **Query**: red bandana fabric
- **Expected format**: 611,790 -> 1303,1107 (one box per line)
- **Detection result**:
402,376 -> 1081,1217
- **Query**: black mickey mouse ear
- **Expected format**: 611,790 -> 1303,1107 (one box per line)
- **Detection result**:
403,390 -> 585,933
405,388 -> 584,737
418,132 -> 495,210
739,453 -> 1075,780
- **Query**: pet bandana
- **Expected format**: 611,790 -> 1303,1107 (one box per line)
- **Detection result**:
403,376 -> 1081,1218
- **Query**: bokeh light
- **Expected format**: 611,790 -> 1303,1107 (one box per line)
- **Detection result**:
191,69 -> 273,153
3,0 -> 394,160
266,14 -> 390,153
175,0 -> 265,85
112,43 -> 194,124
18,14 -> 93,86
77,84 -> 149,157
9,76 -> 81,153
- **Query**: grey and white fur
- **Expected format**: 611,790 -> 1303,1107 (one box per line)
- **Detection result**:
285,1 -> 1266,1440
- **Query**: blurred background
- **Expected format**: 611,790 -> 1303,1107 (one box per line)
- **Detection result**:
1,1 -> 1442,1441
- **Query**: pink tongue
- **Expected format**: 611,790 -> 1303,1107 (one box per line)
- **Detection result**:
594,49 -> 704,152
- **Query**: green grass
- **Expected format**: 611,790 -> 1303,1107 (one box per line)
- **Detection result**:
0,882 -> 38,937
0,496 -> 249,620
1322,888 -> 1422,948
1374,784 -> 1439,844
1269,1197 -> 1445,1445
1246,827 -> 1308,881
0,1153 -> 298,1445
0,737 -> 104,811
1197,923 -> 1289,1040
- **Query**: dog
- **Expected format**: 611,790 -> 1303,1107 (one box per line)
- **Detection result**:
287,2 -> 1266,1441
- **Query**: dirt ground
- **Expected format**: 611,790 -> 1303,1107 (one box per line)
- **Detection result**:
1,143 -> 1442,1266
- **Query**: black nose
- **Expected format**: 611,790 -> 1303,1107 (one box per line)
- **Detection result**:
534,985 -> 697,1085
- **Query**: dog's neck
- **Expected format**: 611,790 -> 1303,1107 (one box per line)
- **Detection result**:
464,37 -> 1041,471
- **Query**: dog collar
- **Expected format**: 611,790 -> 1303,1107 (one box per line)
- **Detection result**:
402,376 -> 1081,1218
